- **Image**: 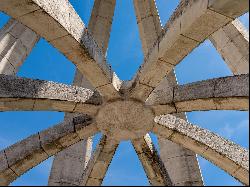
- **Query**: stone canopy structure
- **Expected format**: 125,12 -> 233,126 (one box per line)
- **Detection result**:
0,0 -> 249,186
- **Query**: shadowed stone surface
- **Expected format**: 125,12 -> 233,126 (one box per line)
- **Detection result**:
0,0 -> 248,186
0,75 -> 103,114
0,116 -> 97,185
154,114 -> 249,185
0,18 -> 39,75
96,100 -> 154,141
132,134 -> 173,186
210,19 -> 249,75
130,0 -> 248,101
81,136 -> 118,186
0,0 -> 120,99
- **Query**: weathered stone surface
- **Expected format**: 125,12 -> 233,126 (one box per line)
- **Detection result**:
0,116 -> 97,185
150,74 -> 249,112
0,75 -> 103,112
0,151 -> 18,186
133,0 -> 162,55
48,139 -> 93,186
4,134 -> 47,176
88,0 -> 116,55
0,18 -> 39,75
208,0 -> 249,19
210,19 -> 249,75
96,100 -> 154,141
81,136 -> 118,186
154,114 -> 249,185
130,0 -> 247,101
132,134 -> 172,186
0,0 -> 119,98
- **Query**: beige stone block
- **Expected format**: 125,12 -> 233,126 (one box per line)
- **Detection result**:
0,34 -> 16,57
129,83 -> 154,102
163,155 -> 202,185
208,0 -> 249,19
0,98 -> 35,111
73,103 -> 99,116
33,99 -> 76,112
96,83 -> 120,101
234,167 -> 249,185
0,56 -> 16,75
75,123 -> 98,140
5,134 -> 47,176
181,2 -> 232,42
159,138 -> 196,160
39,121 -> 75,156
89,161 -> 109,179
152,124 -> 174,140
86,178 -> 102,186
0,151 -> 18,186
170,133 -> 208,156
139,59 -> 174,88
0,0 -> 40,18
175,99 -> 217,112
203,147 -> 240,176
214,97 -> 249,111
3,40 -> 27,68
50,34 -> 82,54
19,9 -> 68,42
151,104 -> 176,116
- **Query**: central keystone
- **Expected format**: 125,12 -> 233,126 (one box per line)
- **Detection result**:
96,99 -> 154,141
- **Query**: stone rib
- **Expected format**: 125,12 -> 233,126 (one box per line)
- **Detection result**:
132,134 -> 172,186
81,136 -> 118,186
0,115 -> 98,186
0,18 -> 39,75
210,19 -> 249,75
0,0 -> 120,99
150,74 -> 249,115
133,1 -> 205,184
48,1 -> 117,185
0,74 -> 102,114
153,114 -> 249,185
130,0 -> 249,101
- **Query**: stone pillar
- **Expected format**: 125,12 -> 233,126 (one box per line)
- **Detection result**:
210,19 -> 249,75
0,18 -> 39,75
88,0 -> 116,55
133,0 -> 162,55
133,0 -> 203,186
48,0 -> 116,186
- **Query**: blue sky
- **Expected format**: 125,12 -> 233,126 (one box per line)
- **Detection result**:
0,0 -> 249,186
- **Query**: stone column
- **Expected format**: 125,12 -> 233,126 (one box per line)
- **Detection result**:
48,0 -> 116,186
133,0 -> 203,185
0,18 -> 39,75
210,19 -> 249,75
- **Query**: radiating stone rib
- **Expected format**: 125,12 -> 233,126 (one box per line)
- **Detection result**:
132,134 -> 172,186
0,18 -> 39,75
0,115 -> 98,186
133,0 -> 163,55
149,74 -> 249,115
48,137 -> 93,186
81,136 -> 118,186
0,74 -> 102,114
153,114 -> 249,185
88,0 -> 116,55
130,0 -> 249,101
210,19 -> 249,75
48,1 -> 117,185
0,0 -> 120,99
133,1 -> 204,185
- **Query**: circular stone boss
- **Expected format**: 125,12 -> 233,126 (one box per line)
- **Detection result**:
96,99 -> 154,141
